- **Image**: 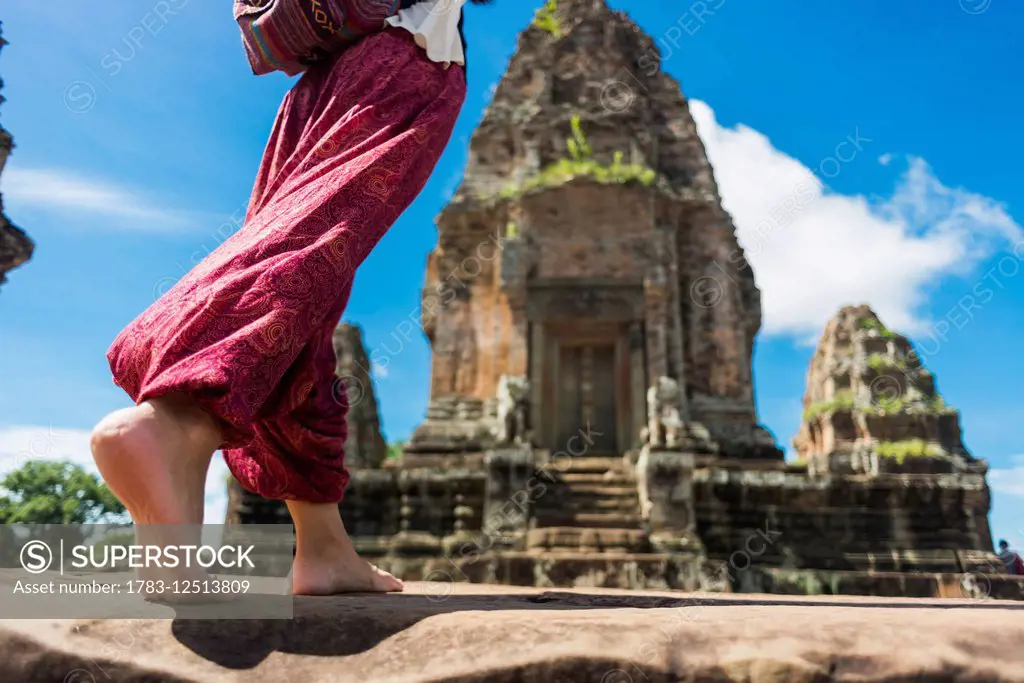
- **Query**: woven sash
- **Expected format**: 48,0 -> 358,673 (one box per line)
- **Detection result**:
233,0 -> 403,76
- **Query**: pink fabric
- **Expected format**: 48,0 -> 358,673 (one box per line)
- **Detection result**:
107,29 -> 465,503
233,0 -> 404,76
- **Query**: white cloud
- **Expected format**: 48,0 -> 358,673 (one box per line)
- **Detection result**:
690,100 -> 1023,341
990,455 -> 1024,497
1,167 -> 195,229
0,425 -> 230,524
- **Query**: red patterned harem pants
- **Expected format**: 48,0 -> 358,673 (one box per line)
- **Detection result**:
106,29 -> 466,503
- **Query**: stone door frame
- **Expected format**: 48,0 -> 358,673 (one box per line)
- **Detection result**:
525,279 -> 647,454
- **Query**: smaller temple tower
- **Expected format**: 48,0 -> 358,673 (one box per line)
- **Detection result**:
794,305 -> 974,476
333,323 -> 388,470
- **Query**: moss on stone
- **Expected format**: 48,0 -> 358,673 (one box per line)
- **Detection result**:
858,317 -> 897,340
499,156 -> 657,199
498,115 -> 657,199
874,439 -> 943,464
803,390 -> 855,420
867,353 -> 907,372
533,0 -> 562,37
866,393 -> 955,416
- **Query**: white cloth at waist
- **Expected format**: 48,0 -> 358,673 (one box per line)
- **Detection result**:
385,0 -> 467,67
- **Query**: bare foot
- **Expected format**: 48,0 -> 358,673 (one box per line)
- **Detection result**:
91,394 -> 222,588
90,394 -> 221,525
287,500 -> 404,595
291,550 -> 404,595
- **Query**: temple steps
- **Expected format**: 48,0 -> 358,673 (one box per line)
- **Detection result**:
543,483 -> 636,497
525,526 -> 651,553
558,472 -> 633,486
536,496 -> 639,513
558,456 -> 631,474
536,511 -> 644,528
531,454 -> 645,533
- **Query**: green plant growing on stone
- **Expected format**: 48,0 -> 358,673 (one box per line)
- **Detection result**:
506,220 -> 519,238
874,439 -> 942,465
498,118 -> 657,200
864,391 -> 954,416
858,317 -> 897,340
533,0 -> 562,37
873,394 -> 905,415
386,441 -> 405,461
566,114 -> 592,162
867,353 -> 906,372
803,390 -> 855,420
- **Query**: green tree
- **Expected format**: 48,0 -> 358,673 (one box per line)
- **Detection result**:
0,461 -> 126,524
386,441 -> 405,462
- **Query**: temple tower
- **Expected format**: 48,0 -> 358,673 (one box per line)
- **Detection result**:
407,0 -> 778,461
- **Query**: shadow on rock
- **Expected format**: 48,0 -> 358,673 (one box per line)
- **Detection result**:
169,589 -> 1024,669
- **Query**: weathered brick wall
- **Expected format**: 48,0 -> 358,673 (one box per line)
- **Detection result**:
421,204 -> 514,399
693,466 -> 995,572
524,182 -> 659,281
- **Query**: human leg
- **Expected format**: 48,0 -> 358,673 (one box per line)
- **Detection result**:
98,31 -> 465,594
288,500 -> 403,594
91,393 -> 221,526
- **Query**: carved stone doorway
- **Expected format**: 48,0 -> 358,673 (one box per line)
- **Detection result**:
555,342 -> 618,453
535,320 -> 637,455
526,280 -> 647,456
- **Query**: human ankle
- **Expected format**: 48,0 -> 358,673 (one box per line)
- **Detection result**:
287,501 -> 349,552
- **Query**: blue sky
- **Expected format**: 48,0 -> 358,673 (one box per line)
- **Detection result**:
1,0 -> 1021,545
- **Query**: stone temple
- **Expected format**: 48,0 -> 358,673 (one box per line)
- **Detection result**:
228,0 -> 1022,599
0,22 -> 34,289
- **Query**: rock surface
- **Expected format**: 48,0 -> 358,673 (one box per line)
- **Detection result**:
0,22 -> 34,288
2,582 -> 1023,683
793,305 -> 976,475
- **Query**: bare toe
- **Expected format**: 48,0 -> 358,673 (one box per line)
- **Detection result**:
291,554 -> 405,595
371,565 -> 404,592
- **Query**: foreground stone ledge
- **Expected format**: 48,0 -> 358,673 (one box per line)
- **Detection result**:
2,582 -> 1023,683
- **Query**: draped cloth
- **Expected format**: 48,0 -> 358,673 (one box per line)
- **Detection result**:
106,29 -> 466,503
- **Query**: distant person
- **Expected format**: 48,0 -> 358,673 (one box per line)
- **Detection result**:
89,0 -> 492,596
998,540 -> 1024,575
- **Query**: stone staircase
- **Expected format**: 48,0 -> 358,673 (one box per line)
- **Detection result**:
527,455 -> 650,553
